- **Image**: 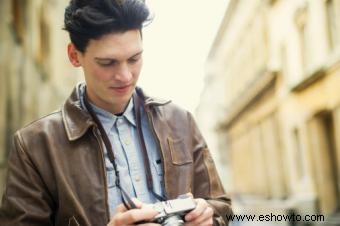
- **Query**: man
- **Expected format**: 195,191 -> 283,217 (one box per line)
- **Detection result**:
0,0 -> 232,225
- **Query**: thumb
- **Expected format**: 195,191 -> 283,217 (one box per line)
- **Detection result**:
131,198 -> 143,209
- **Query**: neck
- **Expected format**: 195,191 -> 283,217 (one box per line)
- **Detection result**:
84,90 -> 130,115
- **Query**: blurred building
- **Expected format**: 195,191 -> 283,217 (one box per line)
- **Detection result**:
0,0 -> 81,194
199,0 -> 340,225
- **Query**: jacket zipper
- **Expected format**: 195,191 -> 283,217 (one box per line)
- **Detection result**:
145,106 -> 167,197
93,127 -> 110,222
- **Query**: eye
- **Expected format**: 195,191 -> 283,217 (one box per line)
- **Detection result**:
96,59 -> 116,67
128,56 -> 141,64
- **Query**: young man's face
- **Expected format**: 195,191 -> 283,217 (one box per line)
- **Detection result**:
74,30 -> 143,114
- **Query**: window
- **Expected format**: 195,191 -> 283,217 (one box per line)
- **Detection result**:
292,128 -> 305,180
35,4 -> 51,81
295,6 -> 309,72
12,0 -> 27,44
326,0 -> 340,51
280,43 -> 288,80
308,111 -> 339,213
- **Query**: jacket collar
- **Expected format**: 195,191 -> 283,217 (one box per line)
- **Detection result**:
62,84 -> 94,141
135,86 -> 171,106
62,84 -> 172,141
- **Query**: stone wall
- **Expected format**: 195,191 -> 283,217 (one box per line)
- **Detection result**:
201,0 -> 340,223
0,0 -> 82,195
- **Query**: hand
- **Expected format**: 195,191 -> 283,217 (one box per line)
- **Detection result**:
107,199 -> 160,226
184,198 -> 214,226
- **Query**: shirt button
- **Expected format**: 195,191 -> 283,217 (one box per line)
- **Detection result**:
124,139 -> 131,145
135,176 -> 140,182
117,118 -> 123,125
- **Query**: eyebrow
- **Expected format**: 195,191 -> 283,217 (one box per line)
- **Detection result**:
94,50 -> 143,61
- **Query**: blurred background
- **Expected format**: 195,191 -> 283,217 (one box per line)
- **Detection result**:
1,0 -> 340,226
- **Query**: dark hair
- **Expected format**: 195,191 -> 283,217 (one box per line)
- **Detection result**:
64,0 -> 151,52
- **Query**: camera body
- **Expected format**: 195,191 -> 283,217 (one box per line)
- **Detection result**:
144,194 -> 196,226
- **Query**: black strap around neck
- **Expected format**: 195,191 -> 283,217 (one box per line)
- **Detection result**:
133,92 -> 166,202
83,89 -> 165,210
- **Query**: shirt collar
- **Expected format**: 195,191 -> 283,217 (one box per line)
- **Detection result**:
88,97 -> 136,133
123,98 -> 136,127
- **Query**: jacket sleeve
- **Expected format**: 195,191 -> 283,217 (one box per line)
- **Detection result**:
0,131 -> 54,225
188,112 -> 233,226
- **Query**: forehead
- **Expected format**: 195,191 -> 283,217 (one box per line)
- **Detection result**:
85,30 -> 143,58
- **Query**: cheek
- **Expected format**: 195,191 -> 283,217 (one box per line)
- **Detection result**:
132,62 -> 143,76
82,63 -> 104,80
91,67 -> 113,81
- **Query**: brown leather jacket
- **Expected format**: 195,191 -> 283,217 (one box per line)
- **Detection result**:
0,85 -> 232,226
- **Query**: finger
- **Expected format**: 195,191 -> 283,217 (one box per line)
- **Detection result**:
138,223 -> 161,226
114,203 -> 128,214
113,198 -> 143,216
185,192 -> 193,198
113,208 -> 160,225
185,206 -> 214,225
185,216 -> 213,226
131,198 -> 143,208
184,198 -> 208,221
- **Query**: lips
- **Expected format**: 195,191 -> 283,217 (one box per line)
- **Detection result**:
109,84 -> 131,93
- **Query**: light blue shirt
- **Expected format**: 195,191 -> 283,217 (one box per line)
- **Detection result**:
79,85 -> 164,215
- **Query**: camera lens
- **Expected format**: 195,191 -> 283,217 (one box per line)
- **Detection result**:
161,215 -> 184,226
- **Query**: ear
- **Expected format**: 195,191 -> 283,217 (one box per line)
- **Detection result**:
67,43 -> 82,67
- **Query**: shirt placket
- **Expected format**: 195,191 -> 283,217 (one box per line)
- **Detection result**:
115,117 -> 149,200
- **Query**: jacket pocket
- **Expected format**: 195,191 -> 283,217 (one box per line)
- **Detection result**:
68,216 -> 80,226
168,137 -> 193,165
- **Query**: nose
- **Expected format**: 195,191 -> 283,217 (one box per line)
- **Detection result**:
115,63 -> 132,83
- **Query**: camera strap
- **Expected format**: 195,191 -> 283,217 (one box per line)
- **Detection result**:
83,88 -> 165,210
134,89 -> 166,202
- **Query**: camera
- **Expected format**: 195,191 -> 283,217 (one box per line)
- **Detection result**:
144,194 -> 196,226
